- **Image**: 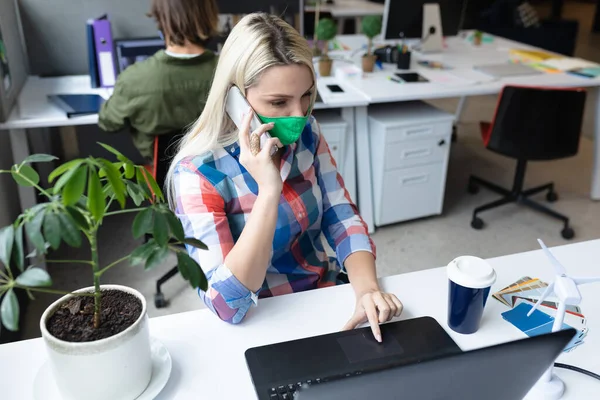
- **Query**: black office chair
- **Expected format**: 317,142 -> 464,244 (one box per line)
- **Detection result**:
468,85 -> 587,240
147,131 -> 186,308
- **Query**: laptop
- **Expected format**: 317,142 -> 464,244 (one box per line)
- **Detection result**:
473,63 -> 543,78
297,328 -> 576,400
245,317 -> 462,400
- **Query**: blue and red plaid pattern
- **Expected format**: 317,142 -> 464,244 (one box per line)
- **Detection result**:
173,116 -> 375,323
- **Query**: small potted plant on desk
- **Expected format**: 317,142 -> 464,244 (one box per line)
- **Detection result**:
361,15 -> 382,73
316,18 -> 337,77
0,144 -> 207,400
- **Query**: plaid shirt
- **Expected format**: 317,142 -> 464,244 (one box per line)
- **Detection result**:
173,116 -> 375,323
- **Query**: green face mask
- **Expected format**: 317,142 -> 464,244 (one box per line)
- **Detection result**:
257,109 -> 311,146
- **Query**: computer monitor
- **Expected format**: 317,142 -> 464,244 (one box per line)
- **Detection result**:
114,38 -> 165,75
382,0 -> 463,40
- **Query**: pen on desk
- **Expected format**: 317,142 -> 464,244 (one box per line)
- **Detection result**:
388,76 -> 402,83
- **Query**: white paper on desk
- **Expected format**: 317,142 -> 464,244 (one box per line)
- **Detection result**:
446,68 -> 497,84
541,58 -> 599,71
416,70 -> 471,85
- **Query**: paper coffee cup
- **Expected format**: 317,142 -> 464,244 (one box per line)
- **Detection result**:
447,256 -> 496,334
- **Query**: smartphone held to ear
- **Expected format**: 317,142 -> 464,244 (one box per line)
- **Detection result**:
226,86 -> 277,156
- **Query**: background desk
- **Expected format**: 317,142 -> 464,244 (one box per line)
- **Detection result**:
331,34 -> 600,232
0,239 -> 598,399
304,0 -> 385,34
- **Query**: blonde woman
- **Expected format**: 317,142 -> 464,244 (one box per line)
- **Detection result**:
167,13 -> 402,342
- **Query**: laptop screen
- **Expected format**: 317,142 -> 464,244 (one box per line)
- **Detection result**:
114,38 -> 165,75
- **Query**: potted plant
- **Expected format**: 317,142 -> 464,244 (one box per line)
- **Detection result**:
473,30 -> 483,46
0,144 -> 207,400
361,15 -> 382,73
316,18 -> 337,77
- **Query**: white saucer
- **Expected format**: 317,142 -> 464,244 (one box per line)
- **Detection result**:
33,337 -> 172,400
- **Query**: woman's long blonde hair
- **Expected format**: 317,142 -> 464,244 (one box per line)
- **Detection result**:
166,12 -> 317,207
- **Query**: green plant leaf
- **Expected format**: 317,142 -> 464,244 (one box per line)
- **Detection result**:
176,252 -> 208,291
15,267 -> 52,287
0,289 -> 19,331
11,164 -> 40,187
53,164 -> 81,193
0,225 -> 14,268
49,159 -> 84,183
182,237 -> 208,250
136,168 -> 153,198
124,163 -> 135,179
140,167 -> 164,201
87,168 -> 105,222
98,142 -> 130,163
22,154 -> 58,164
129,239 -> 159,266
132,208 -> 153,239
62,165 -> 88,206
42,212 -> 61,250
11,225 -> 24,272
165,212 -> 185,242
126,182 -> 145,207
99,159 -> 126,208
152,212 -> 169,246
57,214 -> 82,248
145,245 -> 169,271
25,208 -> 47,254
65,206 -> 89,230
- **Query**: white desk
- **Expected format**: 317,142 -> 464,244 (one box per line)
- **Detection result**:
304,0 -> 385,34
332,34 -> 600,232
1,239 -> 598,399
304,0 -> 384,18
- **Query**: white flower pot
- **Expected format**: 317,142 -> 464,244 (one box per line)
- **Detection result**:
40,285 -> 152,400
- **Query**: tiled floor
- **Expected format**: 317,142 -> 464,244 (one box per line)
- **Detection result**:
18,1 -> 600,340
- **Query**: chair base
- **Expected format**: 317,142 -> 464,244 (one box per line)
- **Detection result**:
154,266 -> 179,308
468,176 -> 575,240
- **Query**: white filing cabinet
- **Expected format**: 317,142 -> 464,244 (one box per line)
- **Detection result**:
368,101 -> 454,226
313,110 -> 348,178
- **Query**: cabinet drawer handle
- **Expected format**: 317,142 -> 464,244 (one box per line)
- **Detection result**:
332,146 -> 338,151
401,174 -> 428,186
402,148 -> 431,158
405,127 -> 432,137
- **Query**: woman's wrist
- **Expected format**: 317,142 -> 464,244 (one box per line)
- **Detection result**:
258,185 -> 282,201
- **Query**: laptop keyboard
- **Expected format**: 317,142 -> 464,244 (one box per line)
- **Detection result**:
268,372 -> 363,399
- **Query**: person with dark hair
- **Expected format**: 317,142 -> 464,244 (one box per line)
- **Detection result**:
98,0 -> 220,161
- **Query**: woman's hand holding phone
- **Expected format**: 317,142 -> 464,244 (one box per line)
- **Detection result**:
238,109 -> 283,195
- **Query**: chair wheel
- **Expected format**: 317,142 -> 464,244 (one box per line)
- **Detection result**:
546,191 -> 558,202
561,227 -> 574,240
471,217 -> 484,230
467,182 -> 479,194
154,293 -> 168,308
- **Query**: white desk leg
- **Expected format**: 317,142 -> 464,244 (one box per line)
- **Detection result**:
341,107 -> 356,202
455,96 -> 467,123
9,128 -> 47,270
354,105 -> 375,233
592,89 -> 600,200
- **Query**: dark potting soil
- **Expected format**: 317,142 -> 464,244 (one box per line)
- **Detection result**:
46,290 -> 142,342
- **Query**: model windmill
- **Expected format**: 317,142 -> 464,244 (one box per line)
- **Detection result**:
527,239 -> 600,399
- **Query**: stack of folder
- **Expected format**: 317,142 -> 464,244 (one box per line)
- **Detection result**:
86,15 -> 116,88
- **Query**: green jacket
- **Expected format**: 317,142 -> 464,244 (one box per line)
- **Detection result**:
98,50 -> 217,159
